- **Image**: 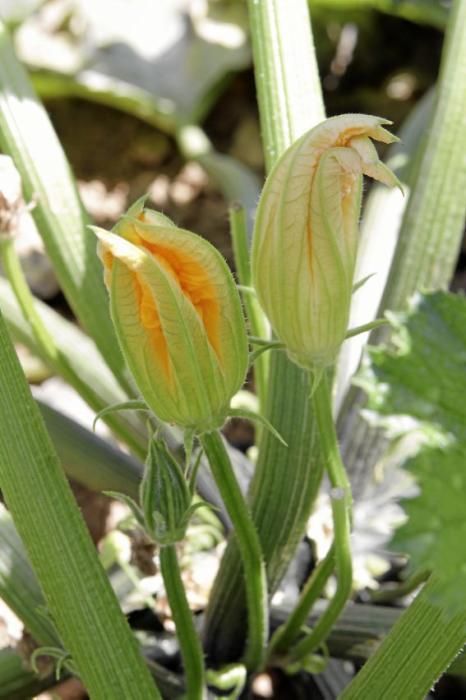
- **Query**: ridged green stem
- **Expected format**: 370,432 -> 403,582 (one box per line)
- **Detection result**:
341,577 -> 466,700
229,203 -> 269,405
379,0 -> 466,311
203,0 -> 326,662
0,311 -> 160,699
200,431 -> 268,670
267,545 -> 335,661
285,375 -> 353,663
159,546 -> 206,699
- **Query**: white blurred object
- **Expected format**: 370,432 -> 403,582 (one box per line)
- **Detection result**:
0,155 -> 58,298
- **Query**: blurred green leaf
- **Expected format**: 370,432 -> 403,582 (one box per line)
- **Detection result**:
14,0 -> 251,129
0,21 -> 130,390
357,291 -> 466,614
392,445 -> 466,614
311,0 -> 448,29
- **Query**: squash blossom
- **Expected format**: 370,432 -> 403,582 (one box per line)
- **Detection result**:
251,114 -> 400,371
92,199 -> 248,432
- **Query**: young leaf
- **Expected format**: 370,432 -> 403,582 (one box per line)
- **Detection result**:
356,291 -> 466,614
357,292 -> 466,437
391,445 -> 466,614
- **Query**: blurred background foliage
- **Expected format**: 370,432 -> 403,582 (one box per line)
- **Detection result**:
0,0 -> 451,285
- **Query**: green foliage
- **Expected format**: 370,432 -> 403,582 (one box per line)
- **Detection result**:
10,0 -> 250,130
357,291 -> 466,614
311,0 -> 448,29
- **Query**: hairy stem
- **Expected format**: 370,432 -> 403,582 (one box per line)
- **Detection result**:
267,545 -> 335,661
159,546 -> 206,699
200,431 -> 268,670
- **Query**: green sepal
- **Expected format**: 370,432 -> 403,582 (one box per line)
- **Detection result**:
352,273 -> 375,294
92,400 -> 149,431
227,407 -> 288,447
248,337 -> 285,366
30,646 -> 79,680
103,491 -> 145,529
344,318 -> 389,340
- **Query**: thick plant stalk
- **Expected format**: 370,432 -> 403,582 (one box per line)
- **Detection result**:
341,577 -> 466,700
203,0 -> 326,662
379,0 -> 466,304
285,375 -> 352,663
159,546 -> 206,699
338,0 -> 466,492
200,431 -> 268,670
0,21 -> 128,389
0,312 -> 160,699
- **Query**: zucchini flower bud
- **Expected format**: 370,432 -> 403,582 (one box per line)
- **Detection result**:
252,114 -> 400,371
92,199 -> 248,432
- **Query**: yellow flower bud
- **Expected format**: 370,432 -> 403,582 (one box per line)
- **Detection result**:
252,114 -> 400,371
92,199 -> 248,432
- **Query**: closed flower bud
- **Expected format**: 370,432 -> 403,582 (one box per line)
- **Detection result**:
252,114 -> 400,371
140,437 -> 192,546
92,199 -> 248,432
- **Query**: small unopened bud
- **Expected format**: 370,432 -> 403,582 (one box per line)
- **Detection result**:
140,438 -> 193,546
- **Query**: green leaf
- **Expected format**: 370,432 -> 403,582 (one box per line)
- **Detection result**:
356,291 -> 466,614
0,309 -> 160,698
357,291 -> 466,440
0,22 -> 129,389
391,445 -> 466,614
17,1 -> 251,129
310,0 -> 448,30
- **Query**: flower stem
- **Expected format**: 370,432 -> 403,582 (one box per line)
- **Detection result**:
287,373 -> 352,663
159,545 -> 206,700
229,203 -> 269,406
200,431 -> 268,670
267,545 -> 335,662
0,236 -> 59,366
